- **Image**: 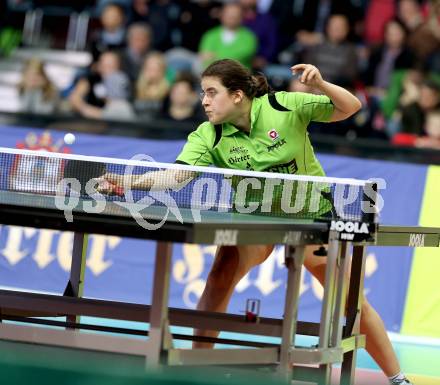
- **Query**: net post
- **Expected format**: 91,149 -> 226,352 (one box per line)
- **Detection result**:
361,181 -> 378,225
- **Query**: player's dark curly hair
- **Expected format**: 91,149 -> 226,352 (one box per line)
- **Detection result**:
202,59 -> 271,98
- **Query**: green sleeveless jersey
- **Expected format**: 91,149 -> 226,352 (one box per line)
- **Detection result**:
176,91 -> 333,175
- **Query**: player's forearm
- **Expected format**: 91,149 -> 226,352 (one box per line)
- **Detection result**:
101,173 -> 153,191
103,169 -> 195,192
317,80 -> 362,118
124,170 -> 195,191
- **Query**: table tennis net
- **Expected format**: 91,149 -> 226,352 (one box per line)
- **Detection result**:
0,148 -> 377,223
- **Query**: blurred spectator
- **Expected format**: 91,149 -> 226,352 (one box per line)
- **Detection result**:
119,22 -> 152,82
69,51 -> 132,120
278,0 -> 362,65
378,68 -> 423,138
415,110 -> 440,149
363,19 -> 414,97
364,0 -> 395,45
160,73 -> 204,123
399,79 -> 440,136
135,51 -> 170,115
90,3 -> 127,61
271,0 -> 337,52
18,58 -> 59,114
130,0 -> 179,51
305,14 -> 358,87
406,0 -> 440,69
0,28 -> 21,57
240,0 -> 277,69
397,0 -> 424,31
94,0 -> 132,16
397,70 -> 425,108
294,1 -> 356,47
177,0 -> 222,52
199,2 -> 257,69
380,68 -> 423,124
102,71 -> 136,121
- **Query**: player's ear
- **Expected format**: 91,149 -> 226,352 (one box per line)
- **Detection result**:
232,90 -> 244,104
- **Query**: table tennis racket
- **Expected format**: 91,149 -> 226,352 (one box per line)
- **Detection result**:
63,160 -> 124,197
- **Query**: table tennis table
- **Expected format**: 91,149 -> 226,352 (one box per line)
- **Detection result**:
0,149 -> 439,385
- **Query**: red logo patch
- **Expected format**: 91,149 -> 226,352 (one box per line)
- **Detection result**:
268,129 -> 279,140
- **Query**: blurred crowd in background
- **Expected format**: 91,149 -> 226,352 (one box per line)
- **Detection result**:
1,0 -> 439,149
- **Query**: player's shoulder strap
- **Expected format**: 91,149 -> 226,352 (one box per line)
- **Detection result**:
268,92 -> 291,112
213,123 -> 222,148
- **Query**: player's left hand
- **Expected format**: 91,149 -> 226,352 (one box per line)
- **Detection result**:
291,64 -> 324,88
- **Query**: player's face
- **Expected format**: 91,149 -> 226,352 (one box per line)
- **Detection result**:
200,76 -> 240,124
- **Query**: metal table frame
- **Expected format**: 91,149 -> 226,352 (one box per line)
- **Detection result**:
1,202 -> 439,385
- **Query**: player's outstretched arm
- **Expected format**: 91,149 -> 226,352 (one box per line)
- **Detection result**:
98,170 -> 196,193
291,63 -> 362,122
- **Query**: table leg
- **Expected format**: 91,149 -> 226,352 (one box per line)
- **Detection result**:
278,245 -> 305,382
65,232 -> 88,327
340,245 -> 367,385
331,242 -> 351,347
317,231 -> 341,385
147,241 -> 173,368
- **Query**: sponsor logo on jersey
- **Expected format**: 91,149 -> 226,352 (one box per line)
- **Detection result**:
264,159 -> 298,174
229,146 -> 247,154
267,138 -> 287,152
228,154 -> 251,165
268,129 -> 279,140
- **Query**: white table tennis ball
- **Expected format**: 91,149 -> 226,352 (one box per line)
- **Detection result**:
63,133 -> 76,145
